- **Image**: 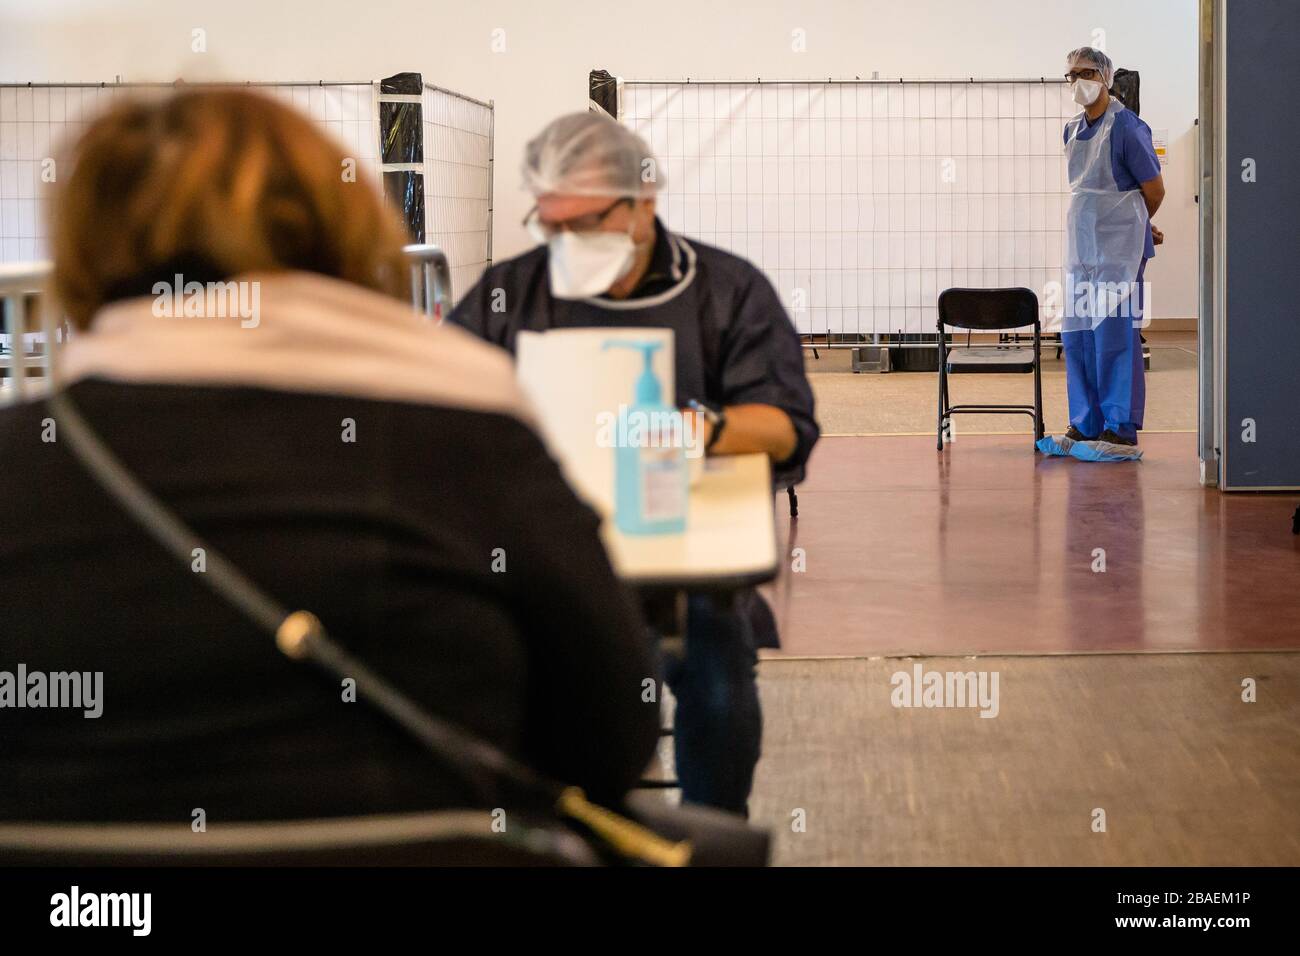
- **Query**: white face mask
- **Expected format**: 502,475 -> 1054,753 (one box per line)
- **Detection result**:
544,228 -> 637,300
1072,78 -> 1104,107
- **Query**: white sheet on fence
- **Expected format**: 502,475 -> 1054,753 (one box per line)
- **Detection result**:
422,87 -> 492,304
620,81 -> 1077,337
0,83 -> 379,266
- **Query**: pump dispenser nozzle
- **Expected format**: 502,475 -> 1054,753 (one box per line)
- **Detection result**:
602,340 -> 664,405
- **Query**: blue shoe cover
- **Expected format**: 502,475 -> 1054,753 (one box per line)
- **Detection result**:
1036,435 -> 1075,457
1068,439 -> 1143,462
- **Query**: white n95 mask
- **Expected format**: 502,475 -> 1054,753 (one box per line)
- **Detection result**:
1072,78 -> 1103,107
545,229 -> 636,300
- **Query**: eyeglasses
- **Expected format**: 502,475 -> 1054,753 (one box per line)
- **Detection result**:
522,198 -> 632,240
1064,68 -> 1102,84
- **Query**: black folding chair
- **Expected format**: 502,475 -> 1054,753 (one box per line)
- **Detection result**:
937,288 -> 1044,450
776,479 -> 800,518
775,462 -> 804,518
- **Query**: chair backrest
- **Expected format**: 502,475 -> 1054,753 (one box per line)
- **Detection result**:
0,811 -> 600,866
403,244 -> 453,321
937,287 -> 1039,333
0,261 -> 56,407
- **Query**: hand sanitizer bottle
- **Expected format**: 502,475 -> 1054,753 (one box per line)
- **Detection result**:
603,340 -> 688,535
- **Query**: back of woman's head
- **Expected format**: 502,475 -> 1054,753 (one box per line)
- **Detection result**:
51,88 -> 411,329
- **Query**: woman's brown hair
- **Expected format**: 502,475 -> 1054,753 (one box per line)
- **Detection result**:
51,88 -> 411,329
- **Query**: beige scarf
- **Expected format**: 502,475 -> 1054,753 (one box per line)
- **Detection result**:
57,271 -> 535,424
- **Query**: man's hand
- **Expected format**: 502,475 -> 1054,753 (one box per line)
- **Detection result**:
703,404 -> 797,463
1151,225 -> 1164,246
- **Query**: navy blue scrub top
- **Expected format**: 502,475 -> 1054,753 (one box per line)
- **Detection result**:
448,217 -> 820,478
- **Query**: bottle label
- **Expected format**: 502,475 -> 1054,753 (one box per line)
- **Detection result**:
639,448 -> 686,524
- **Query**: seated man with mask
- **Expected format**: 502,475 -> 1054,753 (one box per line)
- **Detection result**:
449,111 -> 818,815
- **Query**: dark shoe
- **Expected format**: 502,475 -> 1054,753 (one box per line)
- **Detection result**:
1097,428 -> 1137,447
1065,425 -> 1096,442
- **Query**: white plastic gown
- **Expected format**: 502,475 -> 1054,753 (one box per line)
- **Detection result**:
1063,98 -> 1149,332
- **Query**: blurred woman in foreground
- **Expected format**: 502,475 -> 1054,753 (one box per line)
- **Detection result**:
0,90 -> 657,821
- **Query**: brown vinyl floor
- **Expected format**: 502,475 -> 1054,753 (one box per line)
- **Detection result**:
765,432 -> 1300,656
806,332 -> 1198,436
750,654 -> 1300,866
737,356 -> 1299,866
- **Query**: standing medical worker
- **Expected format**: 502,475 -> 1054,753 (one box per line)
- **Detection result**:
1060,47 -> 1164,454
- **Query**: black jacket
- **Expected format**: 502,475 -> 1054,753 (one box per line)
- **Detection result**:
0,273 -> 659,822
449,218 -> 819,481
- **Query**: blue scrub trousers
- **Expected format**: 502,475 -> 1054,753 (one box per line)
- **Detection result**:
662,594 -> 762,816
1062,259 -> 1148,442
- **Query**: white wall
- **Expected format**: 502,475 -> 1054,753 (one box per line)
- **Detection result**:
0,0 -> 1199,318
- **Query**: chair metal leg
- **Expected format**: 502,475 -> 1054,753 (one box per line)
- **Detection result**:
787,486 -> 798,518
937,340 -> 949,450
1033,326 -> 1044,440
1034,382 -> 1044,439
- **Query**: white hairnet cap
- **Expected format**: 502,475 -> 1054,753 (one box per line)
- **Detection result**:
523,111 -> 662,199
1066,46 -> 1114,88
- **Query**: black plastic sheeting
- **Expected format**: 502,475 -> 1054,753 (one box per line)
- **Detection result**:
379,71 -> 425,242
1111,68 -> 1140,117
383,170 -> 424,242
381,72 -> 422,95
589,69 -> 619,116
